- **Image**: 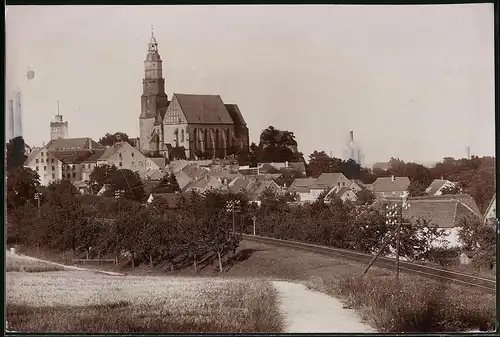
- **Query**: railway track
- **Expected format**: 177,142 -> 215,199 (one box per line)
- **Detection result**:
242,234 -> 496,293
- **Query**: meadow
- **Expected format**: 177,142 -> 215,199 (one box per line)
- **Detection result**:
7,270 -> 283,332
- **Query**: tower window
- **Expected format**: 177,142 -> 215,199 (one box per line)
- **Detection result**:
51,159 -> 54,163
44,166 -> 47,171
52,166 -> 55,171
36,166 -> 39,171
36,159 -> 39,163
119,162 -> 122,167
72,172 -> 76,178
41,159 -> 44,163
52,174 -> 55,179
131,152 -> 134,158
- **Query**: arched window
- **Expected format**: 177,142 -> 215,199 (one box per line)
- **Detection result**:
181,129 -> 185,142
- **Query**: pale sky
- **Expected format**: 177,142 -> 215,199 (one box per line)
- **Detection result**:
5,4 -> 495,165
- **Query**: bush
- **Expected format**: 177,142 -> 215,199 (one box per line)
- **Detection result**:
309,274 -> 495,332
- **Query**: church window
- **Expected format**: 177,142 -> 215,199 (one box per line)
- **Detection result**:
181,130 -> 185,142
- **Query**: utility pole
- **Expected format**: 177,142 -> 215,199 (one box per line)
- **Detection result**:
365,196 -> 410,282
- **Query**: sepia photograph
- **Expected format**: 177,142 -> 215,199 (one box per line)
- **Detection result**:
5,3 -> 496,333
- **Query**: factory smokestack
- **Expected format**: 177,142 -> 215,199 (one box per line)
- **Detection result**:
466,146 -> 471,160
349,131 -> 354,142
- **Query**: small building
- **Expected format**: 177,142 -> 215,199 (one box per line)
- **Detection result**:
483,193 -> 496,225
372,176 -> 410,199
425,179 -> 458,196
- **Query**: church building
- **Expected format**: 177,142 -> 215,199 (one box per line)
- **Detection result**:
139,30 -> 249,160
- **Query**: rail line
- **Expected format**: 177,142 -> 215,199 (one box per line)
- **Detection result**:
242,234 -> 496,293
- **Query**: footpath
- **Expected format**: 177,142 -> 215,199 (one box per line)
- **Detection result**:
272,281 -> 377,333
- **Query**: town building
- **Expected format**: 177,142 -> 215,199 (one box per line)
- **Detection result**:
483,193 -> 496,225
425,179 -> 458,196
138,30 -> 249,159
372,176 -> 410,199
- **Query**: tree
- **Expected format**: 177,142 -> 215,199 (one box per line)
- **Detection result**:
7,136 -> 27,171
257,126 -> 301,163
152,172 -> 181,194
7,167 -> 40,210
169,146 -> 187,160
356,189 -> 375,205
88,164 -> 117,194
98,132 -> 134,147
307,151 -> 332,178
341,159 -> 361,179
105,169 -> 145,201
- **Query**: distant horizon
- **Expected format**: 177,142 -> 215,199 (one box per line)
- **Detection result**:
6,4 -> 495,164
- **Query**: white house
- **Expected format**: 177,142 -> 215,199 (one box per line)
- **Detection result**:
425,179 -> 459,196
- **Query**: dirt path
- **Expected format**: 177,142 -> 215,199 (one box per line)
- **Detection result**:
7,251 -> 125,276
272,281 -> 376,333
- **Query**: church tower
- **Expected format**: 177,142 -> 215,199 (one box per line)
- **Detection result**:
139,27 -> 169,154
50,101 -> 68,140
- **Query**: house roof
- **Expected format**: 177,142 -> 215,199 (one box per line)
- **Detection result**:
371,194 -> 482,228
46,138 -> 103,152
98,142 -> 128,161
426,179 -> 454,196
174,94 -> 234,124
372,177 -> 410,193
288,162 -> 306,173
313,173 -> 347,189
247,180 -> 277,197
148,169 -> 165,181
409,194 -> 482,218
289,178 -> 316,189
24,147 -> 44,164
51,151 -> 96,164
81,149 -> 107,163
372,162 -> 390,171
229,177 -> 252,193
225,104 -> 247,125
150,157 -> 166,169
484,193 -> 496,220
336,187 -> 350,196
174,170 -> 193,190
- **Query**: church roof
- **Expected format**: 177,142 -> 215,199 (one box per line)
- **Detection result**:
174,94 -> 234,124
225,104 -> 247,125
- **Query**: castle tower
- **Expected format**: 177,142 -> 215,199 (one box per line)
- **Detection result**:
139,26 -> 169,154
50,101 -> 68,140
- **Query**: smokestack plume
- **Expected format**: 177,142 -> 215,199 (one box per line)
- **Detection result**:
349,131 -> 354,142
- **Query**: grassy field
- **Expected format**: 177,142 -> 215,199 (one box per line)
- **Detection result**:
6,253 -> 66,273
6,269 -> 283,332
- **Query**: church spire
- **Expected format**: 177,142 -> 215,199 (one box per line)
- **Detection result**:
148,25 -> 158,53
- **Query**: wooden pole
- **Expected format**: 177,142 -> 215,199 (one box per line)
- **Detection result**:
364,227 -> 399,274
396,205 -> 402,282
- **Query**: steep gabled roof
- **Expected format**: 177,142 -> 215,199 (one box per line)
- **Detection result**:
372,177 -> 410,193
225,104 -> 247,125
81,149 -> 107,163
289,178 -> 316,189
174,94 -> 234,124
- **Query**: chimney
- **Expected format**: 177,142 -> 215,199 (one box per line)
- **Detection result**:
391,175 -> 395,182
349,131 -> 354,142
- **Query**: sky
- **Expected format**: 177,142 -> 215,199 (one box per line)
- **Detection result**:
5,4 -> 495,165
